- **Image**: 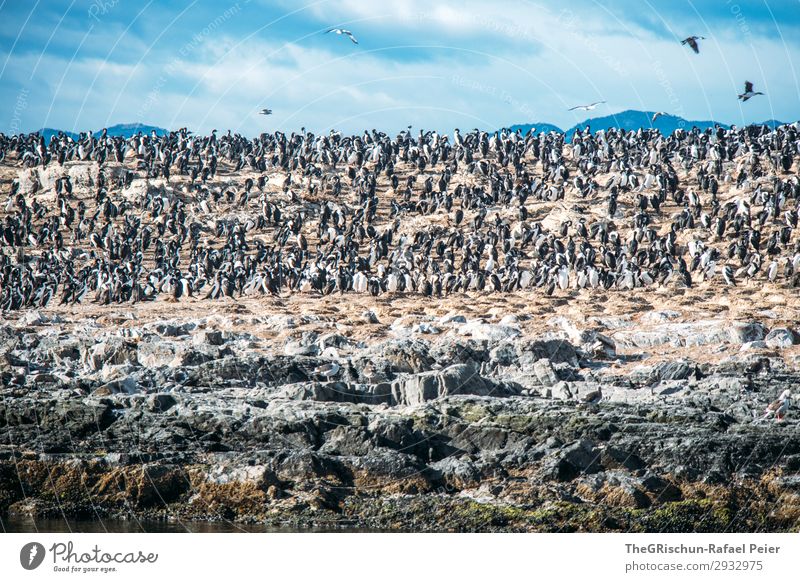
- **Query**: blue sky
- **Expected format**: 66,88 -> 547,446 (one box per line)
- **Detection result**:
1,0 -> 798,135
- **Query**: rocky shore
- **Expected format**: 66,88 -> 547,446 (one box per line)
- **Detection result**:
2,302 -> 799,532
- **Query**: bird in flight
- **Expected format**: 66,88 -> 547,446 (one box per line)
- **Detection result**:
738,81 -> 764,102
326,28 -> 358,44
568,101 -> 605,112
681,36 -> 705,54
652,112 -> 666,122
259,109 -> 273,115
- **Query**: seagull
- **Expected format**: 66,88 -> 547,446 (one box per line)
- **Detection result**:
259,109 -> 273,115
681,36 -> 705,54
763,389 -> 791,422
738,81 -> 764,102
326,28 -> 358,44
313,361 -> 340,379
568,101 -> 606,112
652,112 -> 666,122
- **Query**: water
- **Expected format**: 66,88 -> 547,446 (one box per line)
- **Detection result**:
0,515 -> 355,533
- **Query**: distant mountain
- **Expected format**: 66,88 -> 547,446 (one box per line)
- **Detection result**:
758,119 -> 791,129
103,123 -> 169,137
505,122 -> 564,135
501,110 -> 790,142
36,123 -> 169,141
562,110 -> 726,140
38,128 -> 79,142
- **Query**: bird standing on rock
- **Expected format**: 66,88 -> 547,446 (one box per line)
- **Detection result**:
313,361 -> 340,380
763,389 -> 791,422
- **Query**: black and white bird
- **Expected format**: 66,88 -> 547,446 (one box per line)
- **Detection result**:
681,36 -> 705,54
259,108 -> 273,115
326,28 -> 358,44
652,112 -> 666,122
738,81 -> 764,102
568,101 -> 605,112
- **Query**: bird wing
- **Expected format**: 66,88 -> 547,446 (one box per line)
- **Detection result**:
568,105 -> 585,111
325,28 -> 339,34
766,398 -> 782,412
346,32 -> 358,44
745,81 -> 753,93
688,38 -> 699,53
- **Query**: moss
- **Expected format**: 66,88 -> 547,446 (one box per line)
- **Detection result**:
638,499 -> 732,532
491,414 -> 536,433
453,403 -> 491,423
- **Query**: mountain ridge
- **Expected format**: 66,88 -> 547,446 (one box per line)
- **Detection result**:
37,123 -> 169,142
505,109 -> 792,140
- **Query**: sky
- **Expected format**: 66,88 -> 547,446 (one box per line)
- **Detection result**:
1,0 -> 798,136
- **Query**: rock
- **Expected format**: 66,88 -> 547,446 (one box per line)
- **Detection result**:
430,456 -> 481,489
362,310 -> 380,324
19,311 -> 48,326
413,323 -> 441,335
547,440 -> 602,481
532,359 -> 559,387
640,474 -> 682,502
439,313 -> 467,324
740,341 -> 768,351
376,339 -> 434,373
489,343 -> 517,367
654,361 -> 692,381
601,446 -> 645,471
614,320 -> 766,348
319,426 -> 377,456
553,381 -> 573,400
147,393 -> 177,412
138,340 -> 182,368
548,318 -> 614,358
284,341 -> 320,356
459,321 -> 521,341
93,376 -> 139,395
82,338 -> 139,370
726,322 -> 767,345
765,328 -> 799,349
641,310 -> 681,324
318,333 -> 352,349
587,333 -> 616,358
194,330 -> 225,346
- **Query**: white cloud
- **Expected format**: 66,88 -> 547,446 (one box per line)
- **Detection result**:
2,1 -> 798,135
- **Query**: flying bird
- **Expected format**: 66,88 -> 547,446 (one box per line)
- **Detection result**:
326,28 -> 358,44
259,109 -> 273,115
738,81 -> 764,102
681,36 -> 705,54
568,101 -> 606,112
652,112 -> 666,122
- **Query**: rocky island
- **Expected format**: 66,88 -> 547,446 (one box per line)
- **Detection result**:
1,124 -> 799,531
